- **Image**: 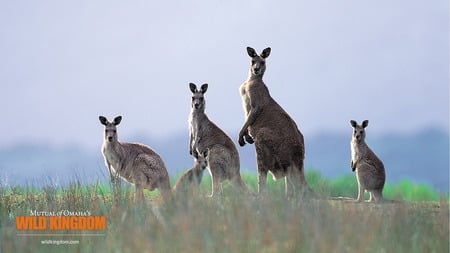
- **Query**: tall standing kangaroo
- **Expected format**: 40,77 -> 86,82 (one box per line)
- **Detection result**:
189,83 -> 248,196
350,120 -> 386,202
238,47 -> 311,198
99,116 -> 172,202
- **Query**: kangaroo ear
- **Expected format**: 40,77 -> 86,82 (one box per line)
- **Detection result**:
350,120 -> 357,128
200,83 -> 208,94
247,47 -> 257,58
203,149 -> 208,158
193,150 -> 199,159
362,120 -> 369,128
261,47 -> 271,59
189,83 -> 198,93
113,116 -> 122,126
99,116 -> 108,126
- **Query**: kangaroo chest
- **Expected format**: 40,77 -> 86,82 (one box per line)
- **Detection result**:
190,111 -> 208,138
240,80 -> 271,116
240,83 -> 252,116
102,144 -> 124,175
351,141 -> 369,165
351,141 -> 360,162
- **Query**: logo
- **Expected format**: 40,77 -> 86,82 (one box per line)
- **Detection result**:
16,210 -> 106,231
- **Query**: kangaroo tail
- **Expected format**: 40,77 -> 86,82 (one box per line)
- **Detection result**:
297,161 -> 323,199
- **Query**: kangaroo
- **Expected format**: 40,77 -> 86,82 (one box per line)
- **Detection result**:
350,120 -> 386,202
173,149 -> 208,196
189,83 -> 248,196
99,116 -> 172,202
238,47 -> 312,198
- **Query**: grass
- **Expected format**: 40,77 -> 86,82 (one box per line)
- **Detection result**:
0,170 -> 448,253
198,170 -> 444,201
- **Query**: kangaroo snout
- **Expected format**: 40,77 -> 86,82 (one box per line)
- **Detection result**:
252,66 -> 262,75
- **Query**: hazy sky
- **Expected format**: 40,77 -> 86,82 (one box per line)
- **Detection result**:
0,0 -> 448,151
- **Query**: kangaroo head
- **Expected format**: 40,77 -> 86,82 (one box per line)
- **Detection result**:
350,120 -> 369,143
193,149 -> 208,170
189,83 -> 208,111
99,116 -> 122,142
247,47 -> 271,77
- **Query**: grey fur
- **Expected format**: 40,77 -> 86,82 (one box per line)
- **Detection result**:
188,83 -> 248,196
173,149 -> 208,196
238,47 -> 310,198
99,115 -> 172,202
350,120 -> 386,202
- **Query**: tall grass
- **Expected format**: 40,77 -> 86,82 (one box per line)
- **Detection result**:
1,171 -> 448,253
196,170 -> 443,201
305,170 -> 442,201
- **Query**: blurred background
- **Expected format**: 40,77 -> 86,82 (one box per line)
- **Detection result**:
0,0 -> 448,191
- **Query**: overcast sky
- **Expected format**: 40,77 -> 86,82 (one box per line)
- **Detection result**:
0,0 -> 448,151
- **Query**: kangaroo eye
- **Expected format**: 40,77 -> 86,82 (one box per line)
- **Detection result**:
251,60 -> 255,65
